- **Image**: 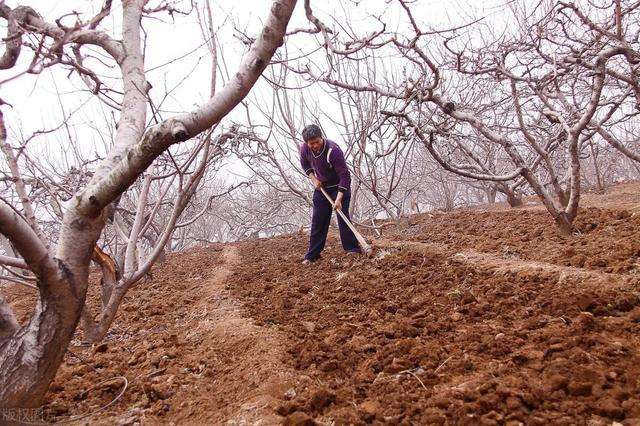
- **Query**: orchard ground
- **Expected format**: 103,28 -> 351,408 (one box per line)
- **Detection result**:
5,182 -> 640,424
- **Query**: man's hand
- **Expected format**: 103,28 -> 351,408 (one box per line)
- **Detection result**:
334,192 -> 344,211
309,173 -> 322,189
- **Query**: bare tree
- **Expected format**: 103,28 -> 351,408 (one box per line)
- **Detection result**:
282,0 -> 640,232
0,0 -> 297,408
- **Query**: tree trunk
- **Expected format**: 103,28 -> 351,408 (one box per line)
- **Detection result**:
0,270 -> 86,407
92,245 -> 119,309
589,141 -> 605,193
0,0 -> 297,408
81,284 -> 128,343
486,186 -> 497,204
506,191 -> 523,208
553,213 -> 574,235
0,295 -> 19,340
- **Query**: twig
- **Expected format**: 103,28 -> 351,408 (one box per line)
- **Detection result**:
434,355 -> 453,375
404,369 -> 428,391
54,376 -> 128,424
375,367 -> 429,391
0,274 -> 37,289
37,350 -> 130,425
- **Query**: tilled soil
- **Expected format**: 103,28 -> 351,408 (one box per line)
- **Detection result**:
394,206 -> 640,274
227,234 -> 640,425
5,183 -> 640,424
388,182 -> 640,275
35,245 -> 296,424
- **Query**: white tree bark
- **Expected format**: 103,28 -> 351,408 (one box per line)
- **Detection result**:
0,111 -> 47,245
0,0 -> 297,408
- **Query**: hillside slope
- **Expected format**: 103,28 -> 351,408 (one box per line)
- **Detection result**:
5,183 -> 640,424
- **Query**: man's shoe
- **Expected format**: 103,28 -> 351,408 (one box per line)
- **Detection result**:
346,250 -> 361,256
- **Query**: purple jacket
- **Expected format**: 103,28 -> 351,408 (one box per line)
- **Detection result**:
300,139 -> 351,193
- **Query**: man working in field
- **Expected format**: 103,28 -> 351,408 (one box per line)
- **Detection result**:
299,124 -> 361,264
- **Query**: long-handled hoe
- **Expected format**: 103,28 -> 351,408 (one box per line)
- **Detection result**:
319,187 -> 373,256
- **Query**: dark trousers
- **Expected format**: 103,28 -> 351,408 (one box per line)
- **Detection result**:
305,187 -> 361,261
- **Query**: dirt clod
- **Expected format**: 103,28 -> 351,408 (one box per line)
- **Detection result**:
308,388 -> 336,411
284,411 -> 317,426
594,397 -> 624,419
568,381 -> 593,397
